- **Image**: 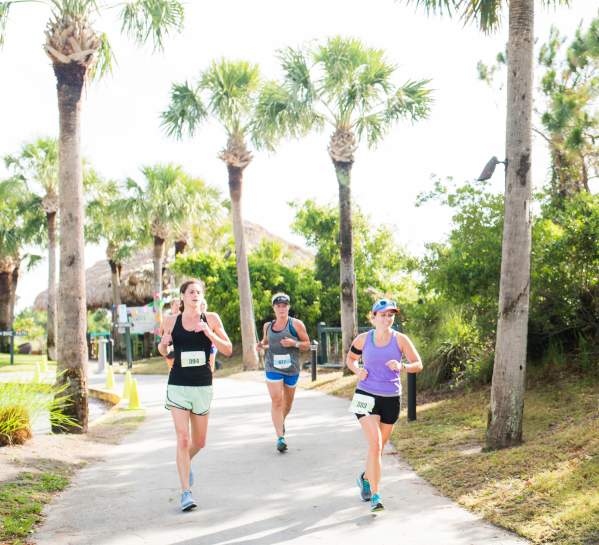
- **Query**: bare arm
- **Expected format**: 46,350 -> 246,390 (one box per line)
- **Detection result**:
280,319 -> 311,351
256,322 -> 269,351
345,333 -> 368,379
204,312 -> 233,357
397,333 -> 423,373
157,315 -> 176,357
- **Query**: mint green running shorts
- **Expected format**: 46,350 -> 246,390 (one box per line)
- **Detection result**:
165,384 -> 213,416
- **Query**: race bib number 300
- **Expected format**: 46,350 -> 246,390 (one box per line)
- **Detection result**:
273,354 -> 292,369
181,351 -> 206,367
349,393 -> 375,415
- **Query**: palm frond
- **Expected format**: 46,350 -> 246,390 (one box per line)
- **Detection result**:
0,1 -> 12,47
278,46 -> 317,104
384,79 -> 434,124
161,81 -> 207,139
199,59 -> 260,131
120,0 -> 184,51
252,80 -> 322,150
354,112 -> 387,148
90,32 -> 114,80
48,0 -> 98,19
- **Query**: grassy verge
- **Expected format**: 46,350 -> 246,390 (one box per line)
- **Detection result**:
300,369 -> 599,545
0,407 -> 144,544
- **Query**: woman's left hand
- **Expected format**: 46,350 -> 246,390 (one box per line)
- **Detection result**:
197,319 -> 214,338
385,359 -> 403,372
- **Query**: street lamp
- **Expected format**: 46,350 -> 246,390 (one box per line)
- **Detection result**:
477,156 -> 507,181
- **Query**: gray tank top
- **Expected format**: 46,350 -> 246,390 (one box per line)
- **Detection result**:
265,319 -> 300,375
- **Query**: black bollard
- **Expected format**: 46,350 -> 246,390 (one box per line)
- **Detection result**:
407,373 -> 417,421
311,341 -> 319,382
9,330 -> 15,366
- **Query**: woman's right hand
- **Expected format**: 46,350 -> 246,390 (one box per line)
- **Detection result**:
160,333 -> 172,348
165,356 -> 174,369
357,368 -> 368,381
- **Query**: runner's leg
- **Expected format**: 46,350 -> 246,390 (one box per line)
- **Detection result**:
359,415 -> 383,495
282,383 -> 296,420
171,407 -> 192,491
266,379 -> 285,437
189,413 -> 209,460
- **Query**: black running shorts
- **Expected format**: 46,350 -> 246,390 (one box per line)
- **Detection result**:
354,388 -> 401,425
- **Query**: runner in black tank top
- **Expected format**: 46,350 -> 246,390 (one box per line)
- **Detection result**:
158,279 -> 232,512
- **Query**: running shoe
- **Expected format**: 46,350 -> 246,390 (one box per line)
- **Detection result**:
189,467 -> 194,488
357,472 -> 371,502
180,490 -> 197,512
370,493 -> 384,513
276,436 -> 288,453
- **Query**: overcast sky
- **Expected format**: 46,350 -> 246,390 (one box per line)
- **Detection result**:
1,1 -> 597,312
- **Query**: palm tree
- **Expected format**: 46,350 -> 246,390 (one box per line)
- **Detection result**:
254,37 -> 432,367
405,0 -> 569,450
162,59 -> 270,370
86,179 -> 140,352
0,179 -> 44,352
5,138 -> 59,360
0,0 -> 184,432
127,164 -> 192,323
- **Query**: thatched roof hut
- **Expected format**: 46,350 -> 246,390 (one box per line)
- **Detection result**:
34,222 -> 313,310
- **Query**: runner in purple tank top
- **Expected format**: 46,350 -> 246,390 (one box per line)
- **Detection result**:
346,298 -> 423,512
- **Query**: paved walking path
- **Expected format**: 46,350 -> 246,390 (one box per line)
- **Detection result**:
34,373 -> 528,545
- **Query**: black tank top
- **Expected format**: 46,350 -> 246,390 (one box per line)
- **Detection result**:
167,314 -> 213,386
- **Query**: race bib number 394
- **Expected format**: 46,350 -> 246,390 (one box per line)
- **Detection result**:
181,351 -> 206,367
349,393 -> 375,415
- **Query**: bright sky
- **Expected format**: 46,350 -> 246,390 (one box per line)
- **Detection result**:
1,0 -> 596,312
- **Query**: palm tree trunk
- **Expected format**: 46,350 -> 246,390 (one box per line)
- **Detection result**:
53,62 -> 88,433
334,160 -> 358,376
108,259 -> 123,355
0,259 -> 17,353
486,0 -> 534,450
47,211 -> 58,361
228,165 -> 259,370
174,240 -> 187,256
153,236 -> 165,320
8,265 -> 19,329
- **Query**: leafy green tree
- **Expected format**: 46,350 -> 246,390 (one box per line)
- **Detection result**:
478,15 -> 599,202
1,0 -> 185,433
255,36 -> 431,368
172,241 -> 322,344
406,0 -> 571,450
0,178 -> 44,351
5,138 -> 59,359
291,199 -> 417,327
162,59 -> 271,370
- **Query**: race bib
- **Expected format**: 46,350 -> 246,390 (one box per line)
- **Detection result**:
349,393 -> 375,415
181,350 -> 206,368
273,354 -> 292,369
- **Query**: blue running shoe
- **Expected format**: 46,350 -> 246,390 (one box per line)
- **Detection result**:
180,490 -> 197,512
370,493 -> 384,513
189,467 -> 194,488
357,472 -> 371,502
276,436 -> 288,453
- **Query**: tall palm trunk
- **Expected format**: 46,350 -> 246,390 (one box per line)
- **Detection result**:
335,160 -> 358,375
228,165 -> 259,370
153,235 -> 165,317
0,257 -> 17,352
54,62 -> 88,433
108,258 -> 123,355
486,0 -> 534,450
9,265 -> 19,329
47,211 -> 58,360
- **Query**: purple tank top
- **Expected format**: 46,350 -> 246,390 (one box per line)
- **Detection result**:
357,330 -> 402,396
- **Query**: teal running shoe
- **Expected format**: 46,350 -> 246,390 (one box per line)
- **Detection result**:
370,493 -> 384,513
276,436 -> 288,453
180,490 -> 197,512
357,472 -> 371,501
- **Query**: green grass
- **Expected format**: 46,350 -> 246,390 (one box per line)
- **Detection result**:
0,354 -> 56,376
0,471 -> 70,543
301,369 -> 599,544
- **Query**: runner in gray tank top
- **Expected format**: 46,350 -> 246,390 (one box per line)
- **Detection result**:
257,292 -> 310,452
346,298 -> 423,512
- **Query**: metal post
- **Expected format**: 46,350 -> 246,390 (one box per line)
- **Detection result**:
9,330 -> 15,365
125,326 -> 133,370
407,373 -> 417,421
318,322 -> 328,365
310,341 -> 319,382
107,337 -> 114,366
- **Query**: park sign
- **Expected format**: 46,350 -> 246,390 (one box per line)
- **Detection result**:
128,306 -> 156,335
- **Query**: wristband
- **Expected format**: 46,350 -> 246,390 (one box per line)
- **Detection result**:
294,341 -> 300,348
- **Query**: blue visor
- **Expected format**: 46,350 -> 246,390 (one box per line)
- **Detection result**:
371,299 -> 398,313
